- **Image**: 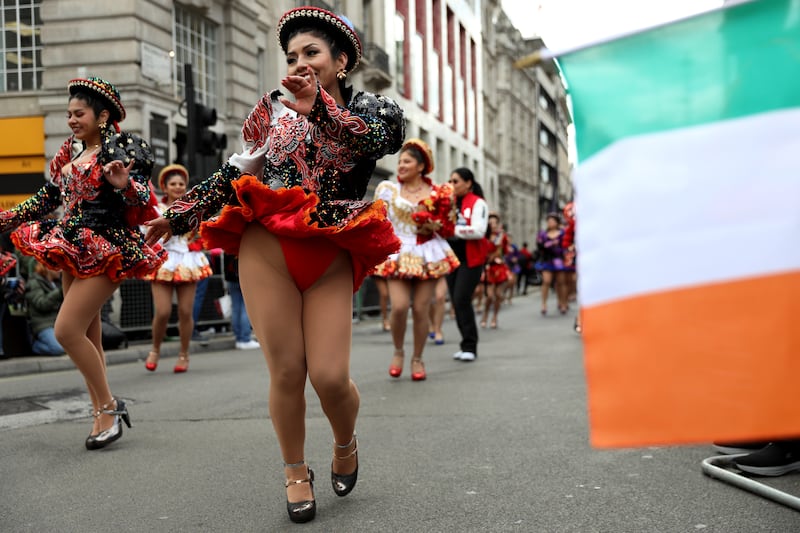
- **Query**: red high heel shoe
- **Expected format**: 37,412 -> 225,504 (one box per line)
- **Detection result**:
411,358 -> 426,381
174,353 -> 189,373
145,351 -> 159,372
389,350 -> 403,378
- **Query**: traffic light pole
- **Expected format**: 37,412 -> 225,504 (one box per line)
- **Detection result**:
184,63 -> 197,177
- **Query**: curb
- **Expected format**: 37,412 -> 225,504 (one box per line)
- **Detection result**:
0,336 -> 236,379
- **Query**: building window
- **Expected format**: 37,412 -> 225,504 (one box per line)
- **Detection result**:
412,32 -> 424,106
429,49 -> 439,117
174,3 -> 219,106
1,0 -> 42,92
394,13 -> 406,96
539,126 -> 552,149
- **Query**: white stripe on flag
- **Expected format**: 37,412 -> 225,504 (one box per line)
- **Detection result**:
576,107 -> 800,307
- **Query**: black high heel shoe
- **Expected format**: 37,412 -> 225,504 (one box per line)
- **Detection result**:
85,398 -> 131,450
331,434 -> 358,497
285,463 -> 316,523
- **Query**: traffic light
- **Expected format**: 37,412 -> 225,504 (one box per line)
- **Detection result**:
193,103 -> 227,155
173,127 -> 187,166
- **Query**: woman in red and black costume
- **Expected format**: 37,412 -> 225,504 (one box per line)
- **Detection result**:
0,76 -> 166,450
482,212 -> 513,329
145,6 -> 404,524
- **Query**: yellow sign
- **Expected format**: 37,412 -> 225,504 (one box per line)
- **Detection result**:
0,194 -> 33,211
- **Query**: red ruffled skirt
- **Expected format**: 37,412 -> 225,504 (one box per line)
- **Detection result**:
201,175 -> 400,291
12,220 -> 166,282
485,261 -> 512,284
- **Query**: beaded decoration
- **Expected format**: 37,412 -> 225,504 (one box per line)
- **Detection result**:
277,7 -> 362,72
67,77 -> 126,122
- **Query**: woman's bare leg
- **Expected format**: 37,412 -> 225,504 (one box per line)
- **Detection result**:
55,273 -> 120,434
556,271 -> 569,312
387,279 -> 411,369
410,280 -> 435,361
150,282 -> 172,355
540,271 -> 553,313
429,277 -> 446,342
375,277 -> 390,331
303,251 -> 359,475
175,283 -> 196,355
238,225 -> 309,500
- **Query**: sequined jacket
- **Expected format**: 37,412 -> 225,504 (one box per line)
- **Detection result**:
164,86 -> 405,235
0,135 -> 155,234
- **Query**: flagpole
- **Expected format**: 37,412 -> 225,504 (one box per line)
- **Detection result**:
513,1 -> 744,69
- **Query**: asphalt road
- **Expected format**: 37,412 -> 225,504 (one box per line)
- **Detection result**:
1,291 -> 798,532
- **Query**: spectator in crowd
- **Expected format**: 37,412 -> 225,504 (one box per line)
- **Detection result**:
223,253 -> 260,350
144,164 -> 213,373
26,261 -> 65,356
0,231 -> 18,359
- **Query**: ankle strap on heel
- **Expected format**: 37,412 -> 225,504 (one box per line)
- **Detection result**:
334,434 -> 358,459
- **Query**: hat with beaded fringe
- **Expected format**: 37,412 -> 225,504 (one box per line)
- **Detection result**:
68,77 -> 126,123
277,6 -> 362,73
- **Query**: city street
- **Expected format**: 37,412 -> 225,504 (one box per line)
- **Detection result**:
1,291 -> 797,532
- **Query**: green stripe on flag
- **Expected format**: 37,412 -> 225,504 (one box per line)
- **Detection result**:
558,0 -> 800,161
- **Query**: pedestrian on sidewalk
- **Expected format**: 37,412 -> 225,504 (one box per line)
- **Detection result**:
145,5 -> 404,523
445,168 -> 490,362
0,76 -> 166,449
223,254 -> 259,350
143,164 -> 213,373
374,138 -> 459,380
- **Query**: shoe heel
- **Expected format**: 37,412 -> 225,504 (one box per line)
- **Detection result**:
115,399 -> 132,428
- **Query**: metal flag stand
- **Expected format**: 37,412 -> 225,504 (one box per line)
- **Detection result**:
701,454 -> 800,511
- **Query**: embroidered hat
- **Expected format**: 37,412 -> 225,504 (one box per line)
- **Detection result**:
277,6 -> 362,73
157,163 -> 189,191
401,138 -> 434,175
67,77 -> 126,122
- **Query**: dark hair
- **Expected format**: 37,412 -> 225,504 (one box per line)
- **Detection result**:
68,90 -> 113,121
452,167 -> 484,198
286,27 -> 349,92
401,145 -> 426,168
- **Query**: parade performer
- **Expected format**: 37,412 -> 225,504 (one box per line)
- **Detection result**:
373,139 -> 459,381
145,6 -> 404,523
144,164 -> 212,373
482,213 -> 513,328
0,77 -> 166,449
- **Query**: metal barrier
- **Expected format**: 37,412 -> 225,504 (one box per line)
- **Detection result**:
116,251 -> 230,334
701,454 -> 800,511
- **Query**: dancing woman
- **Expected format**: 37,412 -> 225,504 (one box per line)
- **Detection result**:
0,77 -> 166,449
482,213 -> 513,328
145,6 -> 404,523
373,139 -> 459,380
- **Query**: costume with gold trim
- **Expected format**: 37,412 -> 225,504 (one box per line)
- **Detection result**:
372,180 -> 460,280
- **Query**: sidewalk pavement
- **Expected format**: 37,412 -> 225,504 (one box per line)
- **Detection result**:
0,333 -> 237,379
0,314 -> 387,378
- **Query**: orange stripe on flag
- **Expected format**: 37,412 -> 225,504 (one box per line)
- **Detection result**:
583,270 -> 800,448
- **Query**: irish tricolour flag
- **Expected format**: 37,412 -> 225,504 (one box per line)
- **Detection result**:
558,0 -> 799,447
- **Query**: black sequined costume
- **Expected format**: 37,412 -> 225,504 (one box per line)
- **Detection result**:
0,135 -> 167,281
164,85 -> 405,290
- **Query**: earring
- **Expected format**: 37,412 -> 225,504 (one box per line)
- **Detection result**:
336,69 -> 347,81
98,121 -> 107,131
